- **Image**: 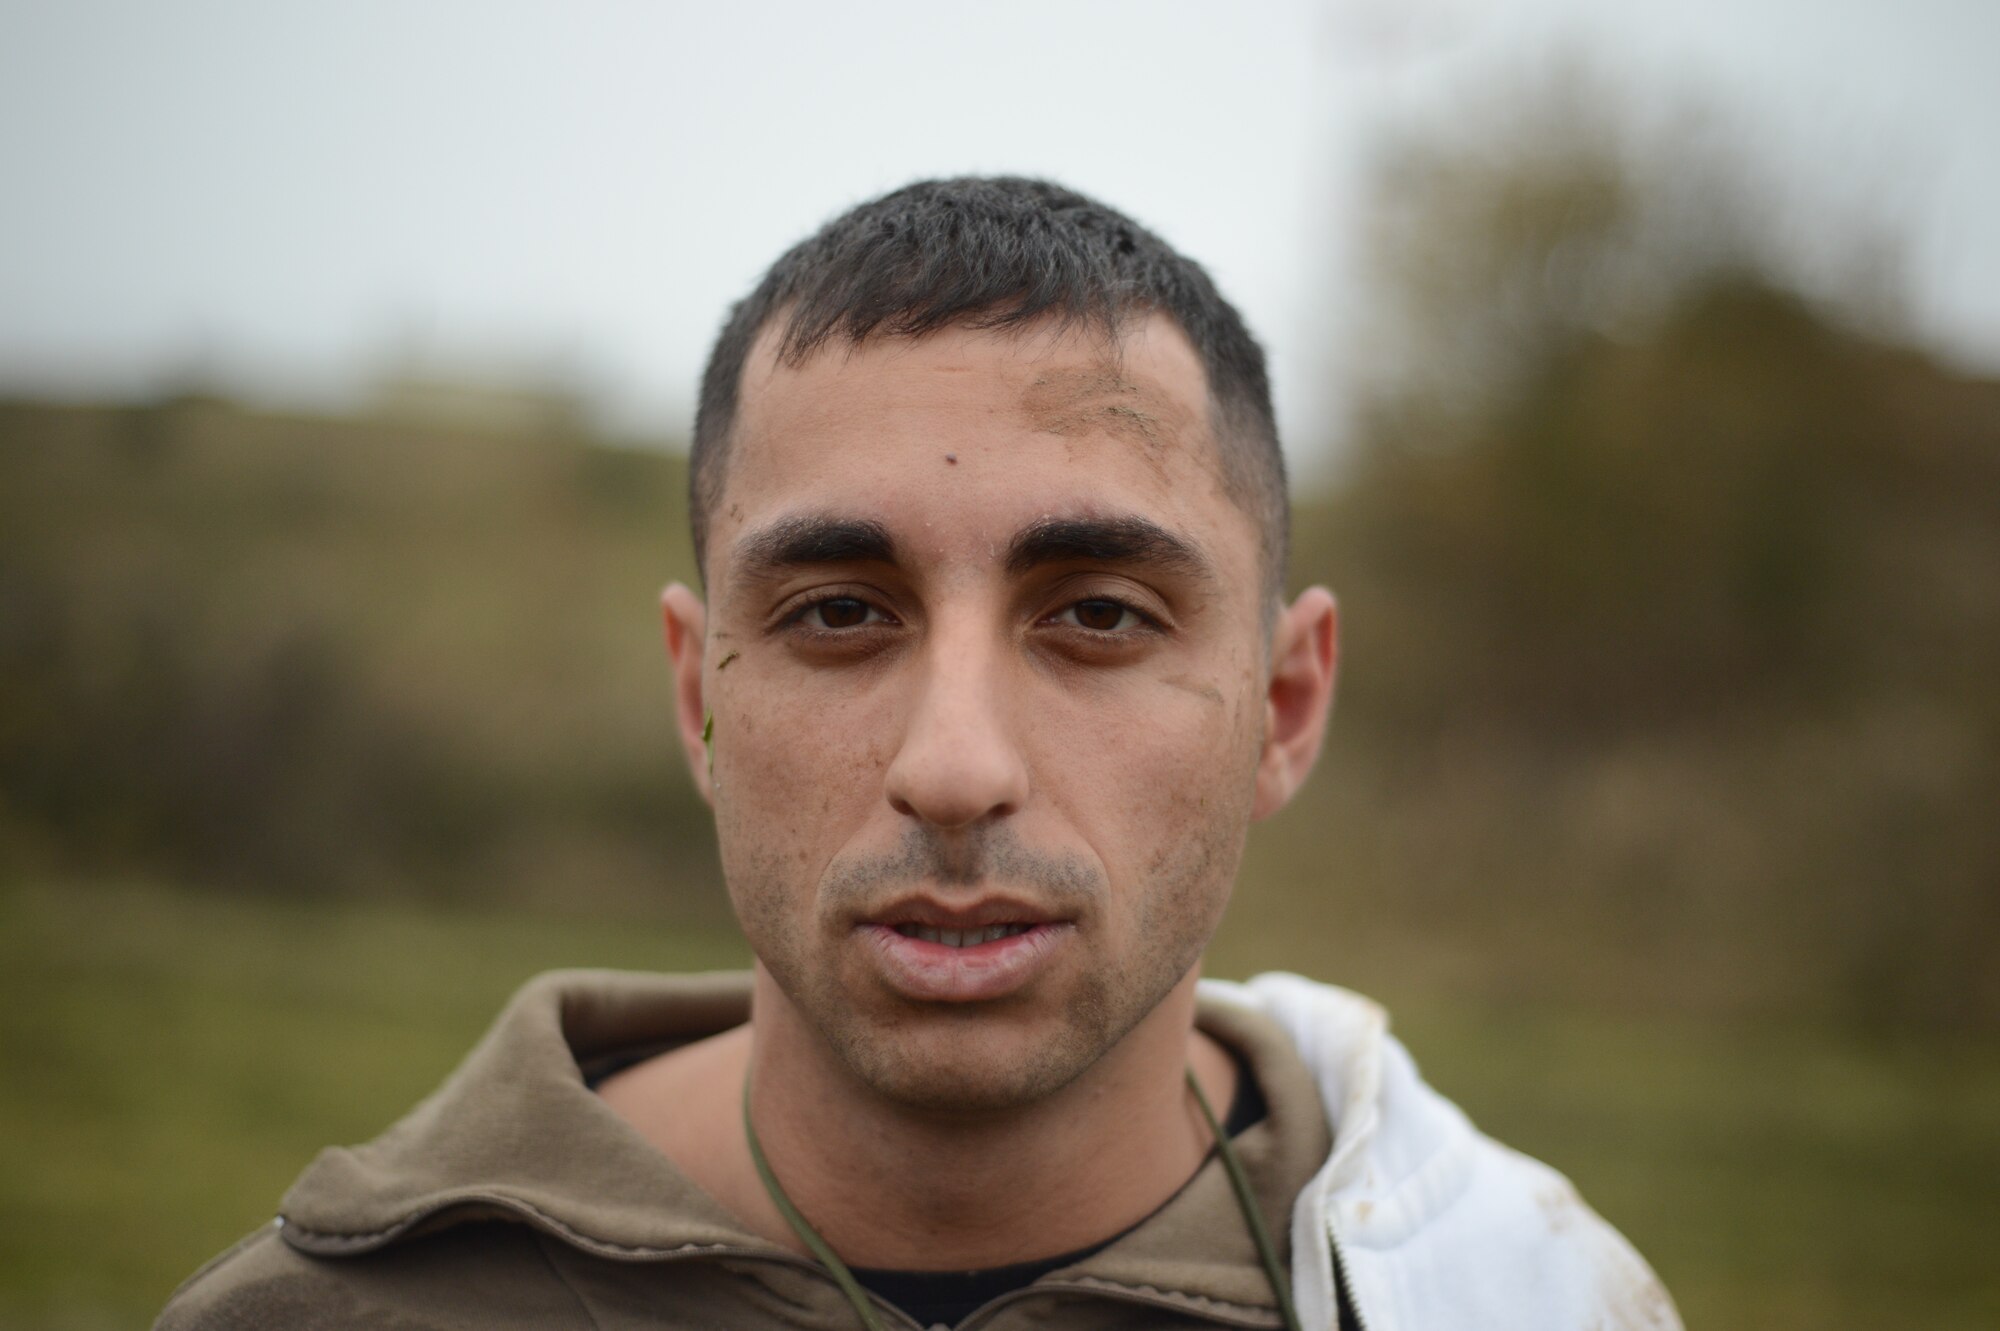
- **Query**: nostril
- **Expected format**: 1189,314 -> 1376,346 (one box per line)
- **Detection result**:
881,662 -> 1032,828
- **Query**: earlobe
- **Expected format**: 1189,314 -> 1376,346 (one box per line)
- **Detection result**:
660,583 -> 713,807
1251,587 -> 1338,821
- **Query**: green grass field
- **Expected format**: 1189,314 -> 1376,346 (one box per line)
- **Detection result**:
3,881 -> 1995,1329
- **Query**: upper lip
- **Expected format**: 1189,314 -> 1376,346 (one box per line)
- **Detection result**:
859,895 -> 1070,930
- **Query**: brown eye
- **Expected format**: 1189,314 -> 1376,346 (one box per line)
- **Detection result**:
813,598 -> 872,628
1069,599 -> 1135,632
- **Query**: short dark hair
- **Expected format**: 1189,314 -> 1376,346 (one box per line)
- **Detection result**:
690,176 -> 1288,595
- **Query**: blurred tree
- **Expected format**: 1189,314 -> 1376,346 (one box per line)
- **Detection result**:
0,397 -> 726,921
1289,70 -> 2000,1027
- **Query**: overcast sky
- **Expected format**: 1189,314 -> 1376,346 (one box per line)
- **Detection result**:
3,0 -> 1995,466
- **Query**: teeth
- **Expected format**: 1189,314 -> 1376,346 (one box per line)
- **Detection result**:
895,923 -> 1033,947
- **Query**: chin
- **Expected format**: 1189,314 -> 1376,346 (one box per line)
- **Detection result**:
824,998 -> 1119,1115
844,1039 -> 1087,1114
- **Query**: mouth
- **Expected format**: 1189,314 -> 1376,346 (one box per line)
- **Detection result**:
889,922 -> 1036,947
858,902 -> 1074,1002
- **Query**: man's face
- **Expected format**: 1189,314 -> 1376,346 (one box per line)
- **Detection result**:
676,314 -> 1306,1110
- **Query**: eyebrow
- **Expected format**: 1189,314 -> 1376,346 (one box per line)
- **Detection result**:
1004,514 -> 1214,582
732,515 -> 897,581
729,511 -> 1215,588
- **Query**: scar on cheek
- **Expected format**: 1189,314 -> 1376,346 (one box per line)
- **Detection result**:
1164,675 -> 1225,705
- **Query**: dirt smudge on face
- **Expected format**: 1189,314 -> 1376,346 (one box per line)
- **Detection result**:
1019,368 -> 1199,487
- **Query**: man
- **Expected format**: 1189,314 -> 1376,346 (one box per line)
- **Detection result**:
160,177 -> 1679,1329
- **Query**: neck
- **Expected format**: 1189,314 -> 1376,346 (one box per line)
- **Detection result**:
744,967 -> 1234,1271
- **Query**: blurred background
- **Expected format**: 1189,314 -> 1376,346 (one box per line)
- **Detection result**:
3,2 -> 1996,1327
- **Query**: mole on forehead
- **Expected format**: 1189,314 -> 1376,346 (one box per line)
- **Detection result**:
1018,368 -> 1197,452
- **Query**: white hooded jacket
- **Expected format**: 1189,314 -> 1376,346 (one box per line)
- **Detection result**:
1204,973 -> 1683,1331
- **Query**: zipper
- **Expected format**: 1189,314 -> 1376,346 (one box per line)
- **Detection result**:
1327,1218 -> 1373,1331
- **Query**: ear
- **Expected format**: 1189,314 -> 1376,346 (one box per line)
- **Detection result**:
660,582 -> 713,808
1251,587 -> 1338,821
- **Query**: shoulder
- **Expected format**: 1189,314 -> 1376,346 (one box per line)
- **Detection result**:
1429,1133 -> 1681,1330
155,1219 -> 594,1331
155,1222 -> 361,1331
1205,973 -> 1681,1330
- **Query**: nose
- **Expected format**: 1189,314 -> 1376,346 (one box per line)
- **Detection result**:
883,623 -> 1030,829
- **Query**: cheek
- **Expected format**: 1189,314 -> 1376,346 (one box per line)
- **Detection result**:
1040,676 -> 1260,884
711,682 -> 894,895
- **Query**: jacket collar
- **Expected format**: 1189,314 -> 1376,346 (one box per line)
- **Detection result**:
278,969 -> 1330,1322
280,970 -> 766,1257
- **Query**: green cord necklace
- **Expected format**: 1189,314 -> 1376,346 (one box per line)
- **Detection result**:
742,1070 -> 1305,1331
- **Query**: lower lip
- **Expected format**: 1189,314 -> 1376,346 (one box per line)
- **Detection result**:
859,923 -> 1073,1002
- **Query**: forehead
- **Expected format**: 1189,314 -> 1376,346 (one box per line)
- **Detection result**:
713,315 -> 1258,590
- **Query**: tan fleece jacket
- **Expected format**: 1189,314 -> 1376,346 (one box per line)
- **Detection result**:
157,970 -> 1332,1330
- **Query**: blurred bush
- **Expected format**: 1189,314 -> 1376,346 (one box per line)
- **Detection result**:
0,393 -> 726,921
1258,73 -> 2000,1030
